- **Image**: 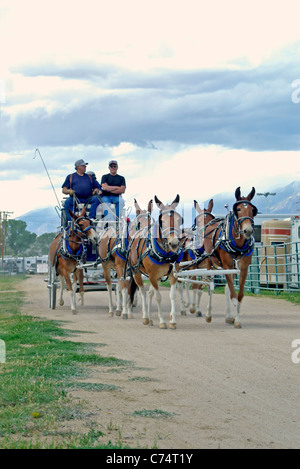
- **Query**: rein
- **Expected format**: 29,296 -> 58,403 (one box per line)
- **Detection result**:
59,217 -> 94,261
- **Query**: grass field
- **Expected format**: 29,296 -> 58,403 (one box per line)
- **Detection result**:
0,275 -> 130,449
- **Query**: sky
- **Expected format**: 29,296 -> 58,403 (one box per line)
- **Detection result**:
0,0 -> 300,220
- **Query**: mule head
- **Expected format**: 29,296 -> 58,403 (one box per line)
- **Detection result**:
154,195 -> 182,252
131,199 -> 153,232
69,207 -> 98,243
233,187 -> 257,239
193,199 -> 214,229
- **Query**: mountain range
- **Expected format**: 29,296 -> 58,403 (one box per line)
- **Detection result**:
17,181 -> 300,235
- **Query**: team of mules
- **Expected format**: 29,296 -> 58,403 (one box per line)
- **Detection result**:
49,187 -> 257,328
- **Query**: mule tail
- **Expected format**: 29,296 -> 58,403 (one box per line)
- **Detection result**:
129,277 -> 138,304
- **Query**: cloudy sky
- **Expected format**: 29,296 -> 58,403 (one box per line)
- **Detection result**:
1,0 -> 300,219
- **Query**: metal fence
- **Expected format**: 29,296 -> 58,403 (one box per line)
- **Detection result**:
216,241 -> 300,293
1,242 -> 300,294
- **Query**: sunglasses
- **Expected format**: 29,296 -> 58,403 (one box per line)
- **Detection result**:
110,164 -> 117,168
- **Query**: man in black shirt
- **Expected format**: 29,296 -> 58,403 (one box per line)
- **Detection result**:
100,160 -> 126,220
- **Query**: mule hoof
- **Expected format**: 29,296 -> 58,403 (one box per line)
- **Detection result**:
225,318 -> 234,324
205,316 -> 212,323
149,320 -> 154,326
59,300 -> 64,306
116,310 -> 121,316
160,323 -> 167,329
108,311 -> 114,317
196,312 -> 202,317
122,314 -> 128,320
181,310 -> 187,316
169,322 -> 176,329
234,322 -> 242,329
127,313 -> 133,319
143,318 -> 149,325
190,307 -> 196,314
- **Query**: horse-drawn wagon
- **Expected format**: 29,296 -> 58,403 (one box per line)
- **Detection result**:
47,186 -> 258,329
47,197 -> 119,311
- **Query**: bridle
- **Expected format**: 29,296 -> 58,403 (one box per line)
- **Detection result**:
232,201 -> 257,236
72,216 -> 95,238
158,209 -> 183,236
133,212 -> 153,231
155,209 -> 183,252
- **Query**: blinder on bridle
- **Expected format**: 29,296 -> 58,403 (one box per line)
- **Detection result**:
232,200 -> 258,227
158,209 -> 184,237
74,216 -> 94,235
194,211 -> 215,227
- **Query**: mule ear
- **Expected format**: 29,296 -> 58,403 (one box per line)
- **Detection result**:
194,200 -> 201,213
148,199 -> 153,213
235,187 -> 241,200
171,194 -> 180,207
207,198 -> 214,212
80,205 -> 87,217
154,195 -> 163,209
134,198 -> 141,215
247,187 -> 256,201
69,209 -> 76,220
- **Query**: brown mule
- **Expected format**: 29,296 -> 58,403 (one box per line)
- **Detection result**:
97,200 -> 152,319
129,195 -> 183,329
48,207 -> 98,313
203,187 -> 257,328
178,199 -> 215,317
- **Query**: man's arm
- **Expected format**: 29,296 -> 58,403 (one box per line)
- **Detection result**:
101,183 -> 125,194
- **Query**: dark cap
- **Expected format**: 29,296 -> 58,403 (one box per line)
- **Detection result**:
109,160 -> 118,167
75,159 -> 88,168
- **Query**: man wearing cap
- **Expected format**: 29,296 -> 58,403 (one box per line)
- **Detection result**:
62,159 -> 102,224
100,160 -> 126,220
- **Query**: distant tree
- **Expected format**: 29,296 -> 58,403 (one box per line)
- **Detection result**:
6,220 -> 37,256
28,232 -> 56,256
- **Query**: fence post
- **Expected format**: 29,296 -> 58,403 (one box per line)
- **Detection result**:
250,247 -> 261,294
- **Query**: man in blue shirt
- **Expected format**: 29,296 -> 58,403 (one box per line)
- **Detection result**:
62,159 -> 102,223
100,160 -> 126,220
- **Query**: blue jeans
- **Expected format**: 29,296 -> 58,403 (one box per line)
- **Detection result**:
64,196 -> 101,222
100,195 -> 125,220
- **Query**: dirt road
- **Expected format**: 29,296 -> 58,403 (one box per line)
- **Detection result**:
20,275 -> 300,449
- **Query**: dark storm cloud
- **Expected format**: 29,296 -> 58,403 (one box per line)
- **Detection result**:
3,60 -> 300,152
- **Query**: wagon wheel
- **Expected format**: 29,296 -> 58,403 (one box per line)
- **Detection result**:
48,260 -> 57,309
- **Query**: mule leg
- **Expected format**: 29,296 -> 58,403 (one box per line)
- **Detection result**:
169,281 -> 177,329
140,284 -> 149,325
185,281 -> 191,308
206,283 -> 213,322
147,284 -> 156,327
102,264 -> 114,316
121,286 -> 129,319
133,273 -> 149,325
190,282 -> 197,314
225,275 -> 238,326
233,264 -> 250,328
76,270 -> 84,306
115,281 -> 122,316
107,284 -> 115,317
195,286 -> 203,317
58,275 -> 65,306
66,275 -> 77,314
154,287 -> 165,329
224,284 -> 233,323
177,281 -> 187,315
